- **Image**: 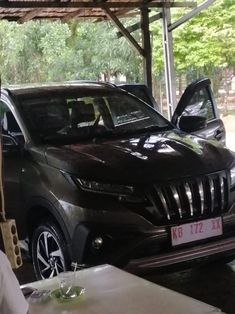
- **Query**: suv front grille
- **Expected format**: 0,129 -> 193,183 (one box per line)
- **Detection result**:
146,171 -> 229,223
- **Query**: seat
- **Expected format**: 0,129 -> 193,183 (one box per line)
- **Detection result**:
70,101 -> 95,128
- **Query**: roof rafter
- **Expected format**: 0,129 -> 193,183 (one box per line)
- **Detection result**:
61,9 -> 83,22
17,8 -> 43,23
101,3 -> 145,56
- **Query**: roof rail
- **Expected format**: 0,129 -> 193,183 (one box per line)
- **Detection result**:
66,80 -> 118,88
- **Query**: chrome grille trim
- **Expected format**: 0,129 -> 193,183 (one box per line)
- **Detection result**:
185,183 -> 193,217
209,177 -> 215,212
198,180 -> 204,215
150,171 -> 228,221
170,186 -> 182,218
220,175 -> 225,210
154,186 -> 170,221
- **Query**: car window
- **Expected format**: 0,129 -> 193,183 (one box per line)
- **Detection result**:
18,91 -> 171,144
0,101 -> 9,125
0,100 -> 24,146
181,87 -> 215,121
0,101 -> 22,135
107,96 -> 151,126
24,98 -> 70,133
119,85 -> 155,107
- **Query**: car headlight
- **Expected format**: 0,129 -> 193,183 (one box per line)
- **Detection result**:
230,166 -> 235,187
75,178 -> 134,196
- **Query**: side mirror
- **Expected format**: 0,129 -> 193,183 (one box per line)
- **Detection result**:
2,134 -> 19,153
178,115 -> 207,133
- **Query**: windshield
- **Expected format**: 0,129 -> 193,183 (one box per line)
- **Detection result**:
18,90 -> 171,144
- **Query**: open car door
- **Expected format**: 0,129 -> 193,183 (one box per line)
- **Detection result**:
171,77 -> 226,145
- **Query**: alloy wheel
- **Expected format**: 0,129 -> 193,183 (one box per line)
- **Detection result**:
36,230 -> 66,279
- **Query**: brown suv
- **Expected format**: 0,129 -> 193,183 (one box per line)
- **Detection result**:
1,78 -> 235,280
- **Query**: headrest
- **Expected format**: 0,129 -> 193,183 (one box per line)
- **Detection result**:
71,101 -> 95,125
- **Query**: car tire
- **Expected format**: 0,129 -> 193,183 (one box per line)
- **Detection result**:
31,220 -> 70,280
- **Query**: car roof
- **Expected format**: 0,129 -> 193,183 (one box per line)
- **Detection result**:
2,81 -> 119,99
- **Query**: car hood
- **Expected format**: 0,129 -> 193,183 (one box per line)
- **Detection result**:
44,130 -> 234,183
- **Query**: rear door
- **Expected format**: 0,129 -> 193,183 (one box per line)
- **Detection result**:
171,77 -> 226,144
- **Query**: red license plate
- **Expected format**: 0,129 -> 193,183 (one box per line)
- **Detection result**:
171,217 -> 223,246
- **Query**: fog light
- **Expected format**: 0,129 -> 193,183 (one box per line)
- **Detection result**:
92,237 -> 104,250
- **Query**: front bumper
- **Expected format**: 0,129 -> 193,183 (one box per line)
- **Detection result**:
126,235 -> 235,271
58,193 -> 235,269
69,213 -> 235,270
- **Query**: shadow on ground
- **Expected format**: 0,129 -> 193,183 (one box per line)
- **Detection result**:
143,261 -> 235,314
16,256 -> 235,314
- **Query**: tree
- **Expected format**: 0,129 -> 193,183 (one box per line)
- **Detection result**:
149,0 -> 235,103
0,0 -> 234,91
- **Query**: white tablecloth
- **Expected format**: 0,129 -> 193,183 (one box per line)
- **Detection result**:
21,264 -> 223,314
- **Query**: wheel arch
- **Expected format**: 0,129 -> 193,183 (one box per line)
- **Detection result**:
31,217 -> 71,280
26,197 -> 71,248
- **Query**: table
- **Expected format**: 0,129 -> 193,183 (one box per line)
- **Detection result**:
21,264 -> 223,314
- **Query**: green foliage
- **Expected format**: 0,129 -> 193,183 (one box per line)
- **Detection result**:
174,0 -> 235,71
67,21 -> 142,81
0,0 -> 233,87
149,0 -> 235,97
0,19 -> 142,84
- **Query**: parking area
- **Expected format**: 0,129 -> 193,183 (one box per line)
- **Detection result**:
145,260 -> 235,314
0,1 -> 234,313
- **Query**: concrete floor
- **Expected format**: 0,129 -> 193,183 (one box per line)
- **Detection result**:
144,261 -> 235,314
226,132 -> 235,152
222,115 -> 235,152
16,258 -> 235,314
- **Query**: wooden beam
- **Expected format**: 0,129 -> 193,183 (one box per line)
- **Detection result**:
94,10 -> 137,22
0,14 -> 107,21
62,10 -> 108,22
117,12 -> 162,38
61,9 -> 83,22
17,8 -> 43,23
0,2 -> 197,9
101,4 -> 145,56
